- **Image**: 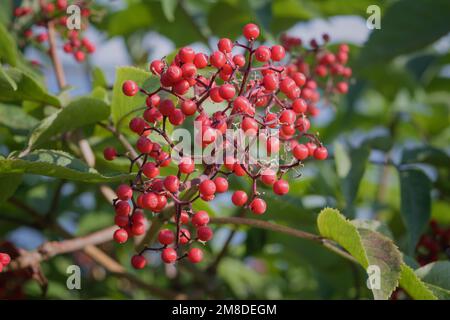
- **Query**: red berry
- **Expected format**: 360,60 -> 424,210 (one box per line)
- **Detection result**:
255,46 -> 271,62
179,228 -> 191,244
214,177 -> 229,193
336,82 -> 348,94
166,65 -> 182,83
314,146 -> 328,160
232,190 -> 248,206
115,214 -> 129,227
194,53 -> 208,69
262,74 -> 279,91
116,184 -> 132,200
292,72 -> 306,87
131,255 -> 147,269
179,47 -> 195,63
233,54 -> 246,67
233,96 -> 251,114
243,23 -> 260,40
173,79 -> 190,95
115,201 -> 131,216
279,109 -> 296,125
192,211 -> 210,227
210,51 -> 226,68
219,84 -> 236,100
250,198 -> 267,215
158,229 -> 175,245
188,248 -> 203,263
271,45 -> 285,61
114,228 -> 128,244
164,175 -> 180,193
0,253 -> 11,266
181,63 -> 197,78
122,80 -> 139,96
136,136 -> 153,154
181,100 -> 197,116
273,179 -> 289,195
142,192 -> 158,210
150,60 -> 164,75
197,226 -> 213,242
292,98 -> 307,114
293,144 -> 309,160
131,223 -> 145,236
142,162 -> 159,178
295,117 -> 310,132
159,99 -> 175,117
218,38 -> 233,53
169,108 -> 185,125
179,157 -> 195,174
261,169 -> 277,185
199,180 -> 216,196
129,117 -> 146,134
161,248 -> 177,263
103,147 -> 117,161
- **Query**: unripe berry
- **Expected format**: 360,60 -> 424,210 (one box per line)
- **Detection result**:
197,226 -> 213,242
243,23 -> 260,40
158,229 -> 175,245
192,210 -> 210,227
164,175 -> 180,193
232,190 -> 248,206
188,248 -> 203,263
161,248 -> 177,263
293,144 -> 309,160
113,228 -> 128,244
103,147 -> 117,161
250,198 -> 267,215
214,177 -> 229,193
271,45 -> 285,61
255,46 -> 271,62
131,255 -> 147,269
273,179 -> 289,195
314,146 -> 328,160
122,80 -> 139,96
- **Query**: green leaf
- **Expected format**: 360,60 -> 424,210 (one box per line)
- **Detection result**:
0,65 -> 17,90
0,173 -> 23,203
317,208 -> 402,300
0,150 -> 133,183
399,168 -> 431,254
271,0 -> 311,35
0,22 -> 18,66
0,68 -> 61,106
358,0 -> 450,66
161,0 -> 178,22
401,145 -> 450,167
92,66 -> 108,89
415,261 -> 450,291
111,66 -> 155,128
27,97 -> 110,150
0,104 -> 39,133
398,264 -> 437,300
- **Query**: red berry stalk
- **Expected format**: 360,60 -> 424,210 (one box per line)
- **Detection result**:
104,23 -> 351,270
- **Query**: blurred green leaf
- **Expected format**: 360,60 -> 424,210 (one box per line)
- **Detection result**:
0,65 -> 17,90
0,22 -> 18,66
0,103 -> 39,134
415,261 -> 450,292
27,97 -> 110,150
358,0 -> 450,67
92,66 -> 108,89
399,168 -> 431,254
161,0 -> 178,22
0,173 -> 22,203
0,150 -> 133,183
0,68 -> 61,106
401,145 -> 450,167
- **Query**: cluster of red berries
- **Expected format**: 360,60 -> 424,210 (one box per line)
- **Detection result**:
416,220 -> 450,266
280,33 -> 352,115
13,0 -> 95,62
104,23 -> 351,270
0,253 -> 11,273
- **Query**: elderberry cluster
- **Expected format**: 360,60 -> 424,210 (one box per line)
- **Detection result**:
13,0 -> 95,62
0,253 -> 11,273
104,23 -> 351,269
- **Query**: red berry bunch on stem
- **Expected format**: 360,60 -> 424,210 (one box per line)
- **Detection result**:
104,23 -> 350,270
281,33 -> 352,116
416,220 -> 450,266
13,0 -> 95,62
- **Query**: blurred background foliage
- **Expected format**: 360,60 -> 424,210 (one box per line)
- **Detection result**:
0,0 -> 449,299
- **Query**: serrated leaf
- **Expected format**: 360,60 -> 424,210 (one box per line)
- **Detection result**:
111,66 -> 155,128
27,97 -> 110,150
0,150 -> 133,183
399,168 -> 431,254
399,264 -> 437,300
317,208 -> 402,300
415,262 -> 450,291
0,68 -> 61,106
